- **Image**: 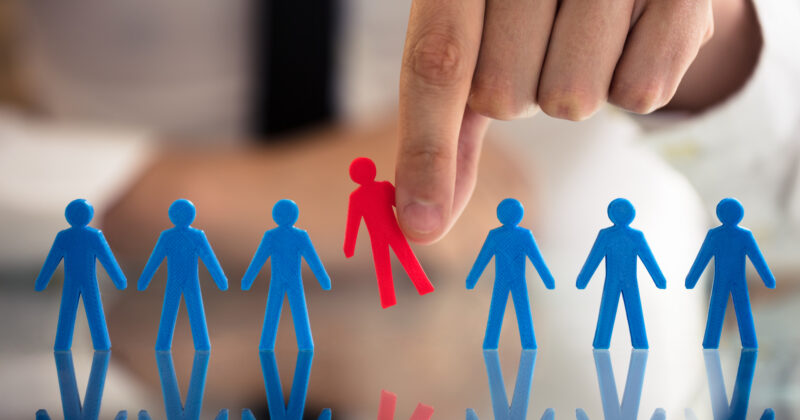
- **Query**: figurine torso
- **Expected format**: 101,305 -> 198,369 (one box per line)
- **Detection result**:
59,226 -> 102,289
162,226 -> 204,286
601,226 -> 644,289
266,226 -> 307,287
352,180 -> 402,240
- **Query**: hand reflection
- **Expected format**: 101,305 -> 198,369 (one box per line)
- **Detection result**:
243,350 -> 331,420
684,349 -> 774,420
577,350 -> 665,420
467,350 -> 554,420
36,351 -> 112,420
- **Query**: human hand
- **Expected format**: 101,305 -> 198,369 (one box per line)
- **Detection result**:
396,0 -> 717,244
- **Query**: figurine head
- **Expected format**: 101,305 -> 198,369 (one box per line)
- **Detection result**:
608,198 -> 635,226
497,198 -> 524,226
65,199 -> 94,227
716,198 -> 744,226
349,157 -> 376,185
272,199 -> 299,227
169,199 -> 196,227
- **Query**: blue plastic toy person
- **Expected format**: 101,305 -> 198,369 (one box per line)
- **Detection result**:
466,198 -> 555,350
686,198 -> 775,349
241,199 -> 331,351
576,198 -> 666,350
138,199 -> 228,351
35,199 -> 127,351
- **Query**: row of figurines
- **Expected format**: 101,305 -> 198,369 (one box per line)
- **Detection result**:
34,157 -> 775,353
36,348 -> 775,420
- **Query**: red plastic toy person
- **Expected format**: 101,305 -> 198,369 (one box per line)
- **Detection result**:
344,157 -> 434,308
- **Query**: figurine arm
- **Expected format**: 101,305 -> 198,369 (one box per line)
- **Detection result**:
138,233 -> 167,291
685,232 -> 713,289
466,233 -> 495,290
302,232 -> 332,291
35,233 -> 65,291
745,231 -> 776,289
96,232 -> 127,290
637,233 -> 666,289
241,233 -> 270,291
198,232 -> 229,291
525,231 -> 555,290
576,232 -> 606,289
343,194 -> 362,258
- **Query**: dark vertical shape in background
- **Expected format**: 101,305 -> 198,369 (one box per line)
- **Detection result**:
251,0 -> 339,140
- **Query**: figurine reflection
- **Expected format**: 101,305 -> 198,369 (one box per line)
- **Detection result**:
467,349 -> 554,420
577,350 -> 665,420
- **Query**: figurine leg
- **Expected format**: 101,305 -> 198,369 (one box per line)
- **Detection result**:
370,240 -> 396,308
377,390 -> 398,420
82,286 -> 111,351
702,290 -> 728,349
52,351 -> 78,417
731,288 -> 757,348
155,291 -> 181,351
260,286 -> 285,351
83,350 -> 112,420
510,283 -> 537,349
184,287 -> 211,351
593,291 -> 620,349
154,352 -> 181,417
483,283 -> 510,350
259,351 -> 284,419
54,288 -> 80,351
622,288 -> 648,349
390,238 -> 434,295
183,351 -> 211,418
285,351 -> 315,419
410,404 -> 435,420
288,285 -> 314,350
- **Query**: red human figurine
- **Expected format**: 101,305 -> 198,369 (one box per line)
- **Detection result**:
344,157 -> 434,308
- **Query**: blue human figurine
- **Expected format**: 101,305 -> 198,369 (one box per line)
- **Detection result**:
35,199 -> 127,351
137,199 -> 228,351
241,199 -> 331,351
686,198 -> 775,349
466,198 -> 555,350
576,198 -> 666,350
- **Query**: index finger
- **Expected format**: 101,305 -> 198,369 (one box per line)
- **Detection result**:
396,0 -> 485,243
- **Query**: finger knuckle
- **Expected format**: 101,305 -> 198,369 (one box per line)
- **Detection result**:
538,85 -> 602,121
405,27 -> 468,88
469,74 -> 538,120
403,141 -> 454,172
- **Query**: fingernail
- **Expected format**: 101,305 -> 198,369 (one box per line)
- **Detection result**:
402,201 -> 442,234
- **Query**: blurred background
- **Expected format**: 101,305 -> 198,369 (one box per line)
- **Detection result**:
0,0 -> 798,418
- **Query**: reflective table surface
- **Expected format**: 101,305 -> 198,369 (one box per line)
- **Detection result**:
2,275 -> 799,419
